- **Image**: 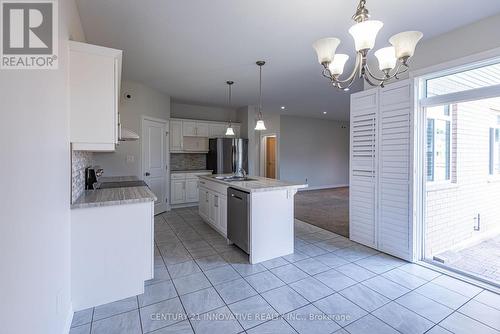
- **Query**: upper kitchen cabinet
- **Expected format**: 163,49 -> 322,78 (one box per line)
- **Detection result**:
170,120 -> 183,152
69,41 -> 122,151
183,121 -> 209,137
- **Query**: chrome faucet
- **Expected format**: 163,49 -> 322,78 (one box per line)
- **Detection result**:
234,167 -> 247,178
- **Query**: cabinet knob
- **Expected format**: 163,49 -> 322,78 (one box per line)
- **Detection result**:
145,172 -> 150,176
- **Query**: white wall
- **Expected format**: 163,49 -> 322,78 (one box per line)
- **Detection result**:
93,80 -> 170,177
280,116 -> 350,188
411,14 -> 500,72
365,13 -> 500,90
171,102 -> 237,122
0,1 -> 85,333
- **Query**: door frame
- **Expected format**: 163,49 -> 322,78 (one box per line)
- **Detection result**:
141,115 -> 170,214
259,133 -> 279,178
411,47 -> 500,289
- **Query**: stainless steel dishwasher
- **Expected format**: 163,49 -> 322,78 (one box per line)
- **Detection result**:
227,187 -> 250,254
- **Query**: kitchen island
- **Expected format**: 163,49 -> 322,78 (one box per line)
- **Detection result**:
198,175 -> 307,264
71,176 -> 156,311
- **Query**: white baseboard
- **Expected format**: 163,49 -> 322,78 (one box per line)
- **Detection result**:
170,202 -> 198,209
299,184 -> 349,191
63,304 -> 73,334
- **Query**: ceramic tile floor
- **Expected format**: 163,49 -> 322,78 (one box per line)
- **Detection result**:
70,207 -> 500,334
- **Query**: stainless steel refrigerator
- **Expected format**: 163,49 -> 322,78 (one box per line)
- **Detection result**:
207,138 -> 248,174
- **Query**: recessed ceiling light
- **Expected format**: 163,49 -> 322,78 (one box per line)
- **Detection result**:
343,87 -> 350,92
323,111 -> 327,115
281,106 -> 286,110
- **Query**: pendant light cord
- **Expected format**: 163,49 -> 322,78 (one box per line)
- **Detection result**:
258,62 -> 264,120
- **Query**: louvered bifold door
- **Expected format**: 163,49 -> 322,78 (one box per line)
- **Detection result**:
377,81 -> 412,260
349,90 -> 378,248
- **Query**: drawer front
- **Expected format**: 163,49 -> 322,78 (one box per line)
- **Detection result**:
198,178 -> 228,196
171,173 -> 186,180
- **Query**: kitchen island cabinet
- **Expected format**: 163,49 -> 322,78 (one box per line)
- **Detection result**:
198,175 -> 307,263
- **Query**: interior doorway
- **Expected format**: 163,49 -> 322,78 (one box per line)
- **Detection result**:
261,134 -> 278,179
265,136 -> 277,178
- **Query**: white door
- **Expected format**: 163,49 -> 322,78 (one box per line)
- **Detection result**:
142,118 -> 169,214
349,89 -> 378,248
377,81 -> 412,260
170,120 -> 183,151
185,178 -> 199,202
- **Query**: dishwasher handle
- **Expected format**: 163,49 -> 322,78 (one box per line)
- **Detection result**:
231,193 -> 243,201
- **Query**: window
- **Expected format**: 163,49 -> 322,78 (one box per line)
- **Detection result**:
426,62 -> 500,97
490,128 -> 500,175
426,105 -> 452,182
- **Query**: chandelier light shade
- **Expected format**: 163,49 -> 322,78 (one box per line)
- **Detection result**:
348,20 -> 383,51
374,46 -> 397,71
389,31 -> 423,59
255,61 -> 267,131
312,38 -> 340,64
225,80 -> 236,136
312,0 -> 423,89
328,54 -> 350,76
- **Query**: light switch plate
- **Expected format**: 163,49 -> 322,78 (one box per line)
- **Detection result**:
126,155 -> 135,163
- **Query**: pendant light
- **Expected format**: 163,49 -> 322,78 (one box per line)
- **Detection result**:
255,60 -> 267,131
225,81 -> 235,136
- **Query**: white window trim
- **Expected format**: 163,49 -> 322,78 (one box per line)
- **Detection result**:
425,106 -> 453,185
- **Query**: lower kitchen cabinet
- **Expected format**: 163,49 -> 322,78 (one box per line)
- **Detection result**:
170,172 -> 212,206
199,179 -> 228,236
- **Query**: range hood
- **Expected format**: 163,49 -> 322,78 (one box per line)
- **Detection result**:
119,127 -> 140,141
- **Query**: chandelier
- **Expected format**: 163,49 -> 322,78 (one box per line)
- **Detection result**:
312,0 -> 423,90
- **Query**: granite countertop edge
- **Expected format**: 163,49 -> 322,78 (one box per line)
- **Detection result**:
198,175 -> 308,193
71,176 -> 157,209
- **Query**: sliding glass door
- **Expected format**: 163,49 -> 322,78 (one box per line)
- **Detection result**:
418,60 -> 500,287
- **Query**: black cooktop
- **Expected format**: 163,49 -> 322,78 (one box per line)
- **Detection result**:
97,180 -> 147,189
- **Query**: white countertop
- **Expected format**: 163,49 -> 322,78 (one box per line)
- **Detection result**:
199,174 -> 308,193
71,176 -> 157,209
171,170 -> 213,174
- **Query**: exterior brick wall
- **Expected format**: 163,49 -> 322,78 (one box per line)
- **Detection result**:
425,99 -> 500,256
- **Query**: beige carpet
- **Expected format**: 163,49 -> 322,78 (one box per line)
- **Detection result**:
294,187 -> 349,238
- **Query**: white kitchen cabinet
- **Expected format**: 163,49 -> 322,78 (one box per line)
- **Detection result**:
199,188 -> 209,219
196,122 -> 209,137
185,178 -> 199,202
183,121 -> 197,136
170,118 -> 243,151
209,123 -> 226,137
349,80 -> 412,261
71,200 -> 154,310
171,179 -> 186,204
69,41 -> 122,151
170,120 -> 183,151
218,194 -> 227,233
198,179 -> 228,237
170,172 -> 212,206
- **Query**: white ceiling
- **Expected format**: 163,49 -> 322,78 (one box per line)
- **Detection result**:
76,0 -> 500,121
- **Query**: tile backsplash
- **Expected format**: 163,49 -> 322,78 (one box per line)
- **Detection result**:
171,153 -> 206,171
72,150 -> 94,203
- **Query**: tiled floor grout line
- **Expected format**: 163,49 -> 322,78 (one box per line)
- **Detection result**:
155,222 -> 198,334
107,209 -> 494,334
169,212 -> 250,332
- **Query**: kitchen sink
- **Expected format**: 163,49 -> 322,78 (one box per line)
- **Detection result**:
215,176 -> 257,182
